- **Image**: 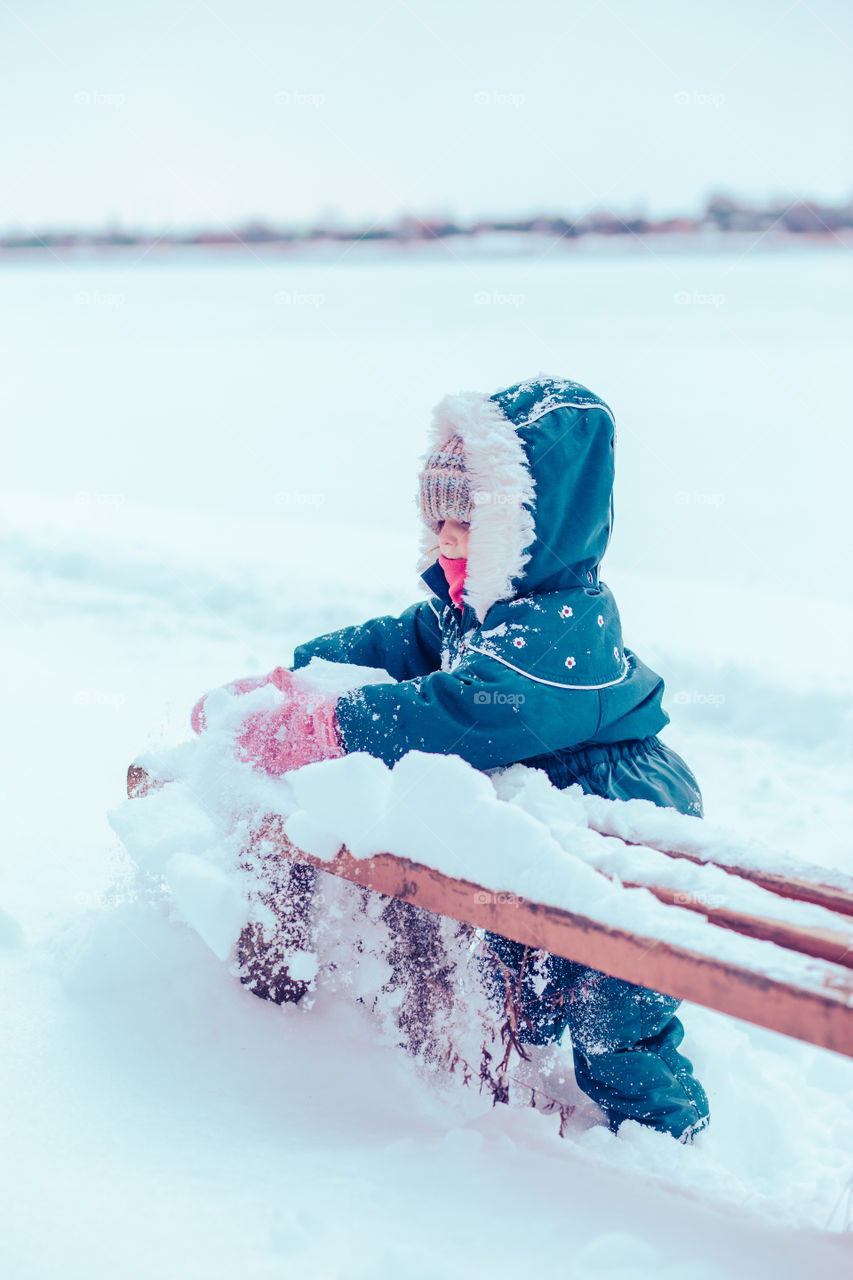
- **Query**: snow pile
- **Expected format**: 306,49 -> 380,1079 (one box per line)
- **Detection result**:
94,678 -> 853,1239
110,658 -> 398,960
110,666 -> 853,1000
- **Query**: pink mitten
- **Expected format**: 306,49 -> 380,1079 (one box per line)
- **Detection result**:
237,689 -> 344,776
191,666 -> 296,734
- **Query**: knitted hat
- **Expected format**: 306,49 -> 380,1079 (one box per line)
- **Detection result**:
418,433 -> 472,528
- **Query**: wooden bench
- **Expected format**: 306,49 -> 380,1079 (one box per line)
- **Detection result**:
127,764 -> 853,1058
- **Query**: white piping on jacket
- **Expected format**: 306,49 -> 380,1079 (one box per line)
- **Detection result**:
466,645 -> 631,690
519,396 -> 616,429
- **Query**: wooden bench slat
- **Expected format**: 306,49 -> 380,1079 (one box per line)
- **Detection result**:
618,878 -> 853,970
250,814 -> 853,1059
620,841 -> 853,919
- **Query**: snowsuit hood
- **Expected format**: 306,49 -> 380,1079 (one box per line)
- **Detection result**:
417,375 -> 625,691
418,374 -> 615,621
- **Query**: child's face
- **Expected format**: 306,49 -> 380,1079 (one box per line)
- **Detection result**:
438,518 -> 470,559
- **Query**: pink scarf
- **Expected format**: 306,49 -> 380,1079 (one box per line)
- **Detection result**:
438,555 -> 468,607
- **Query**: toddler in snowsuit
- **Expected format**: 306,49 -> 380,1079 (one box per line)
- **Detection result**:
192,375 -> 710,1142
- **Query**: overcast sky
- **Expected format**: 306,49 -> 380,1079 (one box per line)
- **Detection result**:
1,0 -> 850,233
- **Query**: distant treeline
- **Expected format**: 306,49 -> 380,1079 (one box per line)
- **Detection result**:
3,193 -> 849,250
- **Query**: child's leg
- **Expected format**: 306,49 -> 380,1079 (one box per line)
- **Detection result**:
564,965 -> 709,1140
479,932 -> 573,1047
478,937 -> 708,1140
480,736 -> 710,1139
559,736 -> 710,1139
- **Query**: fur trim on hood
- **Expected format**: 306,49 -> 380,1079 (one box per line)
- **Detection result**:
417,391 -> 536,624
417,375 -> 616,623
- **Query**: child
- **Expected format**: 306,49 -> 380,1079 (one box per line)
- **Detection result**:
192,374 -> 710,1143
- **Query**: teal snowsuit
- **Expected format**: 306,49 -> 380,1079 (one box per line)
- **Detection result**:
293,375 -> 710,1140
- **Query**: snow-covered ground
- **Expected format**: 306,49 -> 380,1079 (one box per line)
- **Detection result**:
2,243 -> 853,1277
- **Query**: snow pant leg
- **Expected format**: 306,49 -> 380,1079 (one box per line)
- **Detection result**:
480,737 -> 710,1138
478,931 -> 575,1047
477,937 -> 709,1139
563,964 -> 710,1139
559,736 -> 710,1138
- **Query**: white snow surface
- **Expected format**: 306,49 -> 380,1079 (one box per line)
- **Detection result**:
3,245 -> 853,1278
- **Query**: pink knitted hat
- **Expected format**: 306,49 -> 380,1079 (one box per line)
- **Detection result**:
418,433 -> 472,528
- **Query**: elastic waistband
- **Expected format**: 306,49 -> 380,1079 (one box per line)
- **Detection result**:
520,735 -> 660,779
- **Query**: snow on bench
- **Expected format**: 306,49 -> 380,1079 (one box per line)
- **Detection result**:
121,741 -> 853,1060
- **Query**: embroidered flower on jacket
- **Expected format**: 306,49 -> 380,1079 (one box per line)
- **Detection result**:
613,646 -> 620,660
559,605 -> 573,619
565,655 -> 576,669
597,615 -> 604,627
512,637 -> 526,648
